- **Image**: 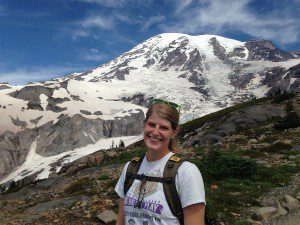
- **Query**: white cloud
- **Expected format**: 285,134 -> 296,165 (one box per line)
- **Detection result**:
71,29 -> 91,40
0,66 -> 83,85
81,48 -> 106,61
80,14 -> 115,29
78,0 -> 127,7
162,0 -> 300,45
141,15 -> 165,31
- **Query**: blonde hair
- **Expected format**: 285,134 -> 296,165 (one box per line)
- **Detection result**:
145,103 -> 181,153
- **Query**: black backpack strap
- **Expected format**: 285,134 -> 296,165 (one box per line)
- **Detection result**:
129,173 -> 175,183
124,155 -> 145,196
163,154 -> 185,225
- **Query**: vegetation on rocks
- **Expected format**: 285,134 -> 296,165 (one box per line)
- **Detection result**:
0,93 -> 299,225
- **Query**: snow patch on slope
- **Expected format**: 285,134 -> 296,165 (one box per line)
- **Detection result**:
0,135 -> 142,184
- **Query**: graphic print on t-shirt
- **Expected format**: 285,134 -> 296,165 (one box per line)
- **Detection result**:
124,169 -> 164,215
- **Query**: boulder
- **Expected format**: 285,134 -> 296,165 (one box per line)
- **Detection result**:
296,190 -> 300,201
26,195 -> 91,213
251,207 -> 279,221
273,139 -> 293,145
96,210 -> 118,224
248,139 -> 258,144
59,151 -> 105,176
282,195 -> 300,211
276,200 -> 287,216
247,143 -> 271,150
291,145 -> 300,151
106,150 -> 119,158
245,218 -> 263,225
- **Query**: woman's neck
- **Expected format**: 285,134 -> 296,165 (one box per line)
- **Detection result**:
146,149 -> 171,162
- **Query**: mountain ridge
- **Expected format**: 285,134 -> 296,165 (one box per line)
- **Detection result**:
0,33 -> 299,184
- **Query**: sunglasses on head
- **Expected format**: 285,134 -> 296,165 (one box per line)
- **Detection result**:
151,98 -> 181,113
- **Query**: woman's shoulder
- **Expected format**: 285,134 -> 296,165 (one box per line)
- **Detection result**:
178,161 -> 200,173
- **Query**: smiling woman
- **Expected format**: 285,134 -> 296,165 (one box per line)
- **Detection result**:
114,99 -> 206,225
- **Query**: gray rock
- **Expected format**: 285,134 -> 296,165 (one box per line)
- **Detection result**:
93,111 -> 103,115
245,39 -> 294,62
187,134 -> 223,147
216,123 -> 236,135
80,110 -> 92,115
273,139 -> 293,145
59,150 -> 105,176
297,191 -> 300,200
121,93 -> 150,107
276,200 -> 287,216
30,116 -> 43,125
268,63 -> 300,95
181,48 -> 204,72
245,218 -> 263,225
26,195 -> 91,213
209,37 -> 227,61
0,84 -> 11,90
248,139 -> 259,144
188,71 -> 207,86
35,110 -> 144,157
96,210 -> 118,224
106,150 -> 119,158
0,129 -> 39,179
27,99 -> 43,111
9,116 -> 28,128
8,85 -> 53,101
229,72 -> 255,89
247,143 -> 272,150
160,37 -> 189,68
143,58 -> 155,68
251,207 -> 279,221
70,94 -> 84,102
282,195 -> 300,211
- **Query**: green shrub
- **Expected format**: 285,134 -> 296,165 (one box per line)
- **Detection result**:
274,100 -> 300,130
256,164 -> 298,184
273,92 -> 295,103
239,150 -> 265,158
265,143 -> 292,153
196,150 -> 258,182
98,174 -> 109,180
232,219 -> 252,225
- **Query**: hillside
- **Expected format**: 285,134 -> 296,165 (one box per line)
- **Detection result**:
0,92 -> 299,225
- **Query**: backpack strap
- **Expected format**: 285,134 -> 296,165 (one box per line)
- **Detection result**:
163,154 -> 185,225
123,153 -> 186,225
124,155 -> 145,196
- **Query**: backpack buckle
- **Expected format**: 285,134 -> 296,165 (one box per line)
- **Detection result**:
170,155 -> 181,162
132,157 -> 140,162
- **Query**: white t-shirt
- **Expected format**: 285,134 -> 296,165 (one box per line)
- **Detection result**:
115,152 -> 206,225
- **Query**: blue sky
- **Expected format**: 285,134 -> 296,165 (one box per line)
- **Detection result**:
0,0 -> 299,85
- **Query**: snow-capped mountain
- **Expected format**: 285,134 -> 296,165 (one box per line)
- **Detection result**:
0,33 -> 299,185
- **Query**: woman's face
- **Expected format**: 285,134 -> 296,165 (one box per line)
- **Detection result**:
143,112 -> 177,153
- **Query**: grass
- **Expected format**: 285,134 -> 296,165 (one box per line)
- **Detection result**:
188,148 -> 299,224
